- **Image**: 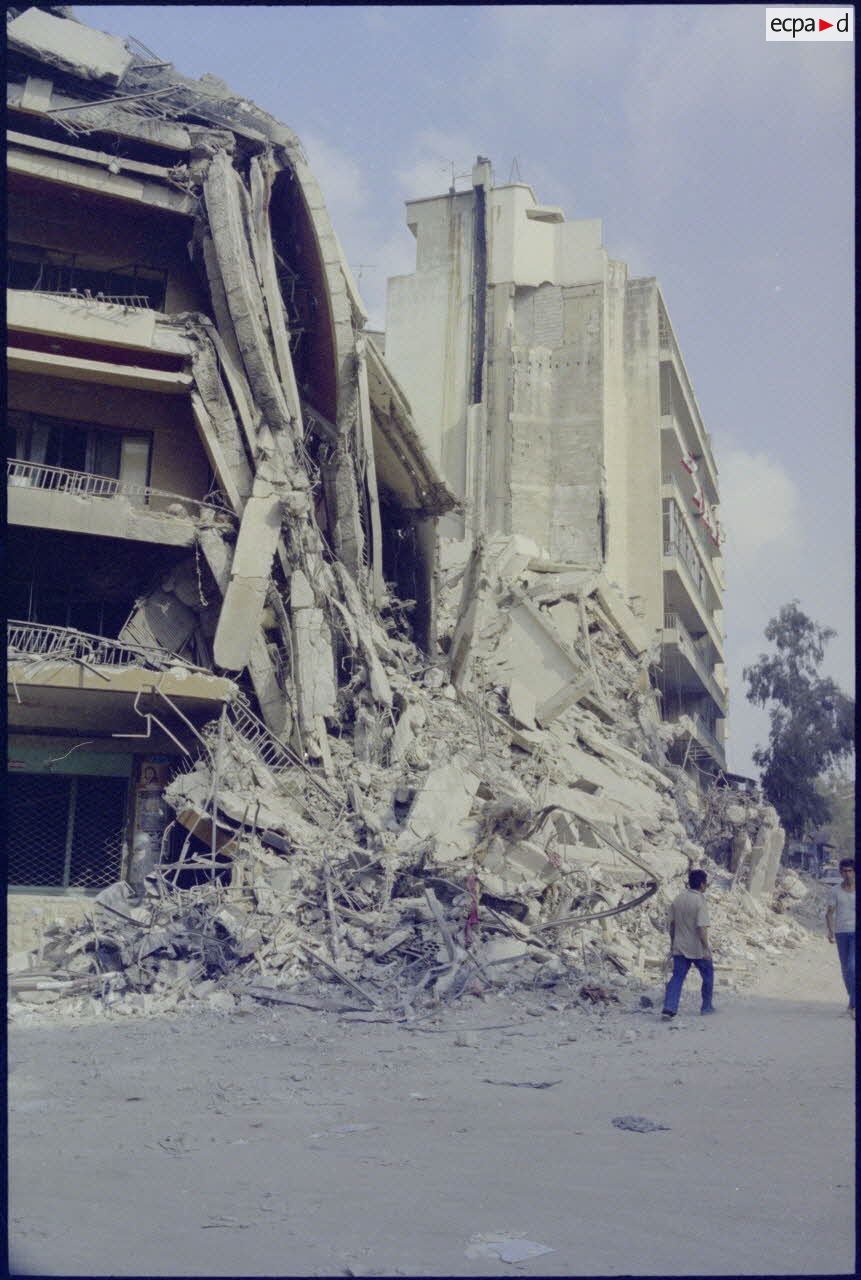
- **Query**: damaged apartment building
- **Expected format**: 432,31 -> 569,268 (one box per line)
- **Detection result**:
7,6 -> 454,909
384,160 -> 728,779
8,9 -> 793,1014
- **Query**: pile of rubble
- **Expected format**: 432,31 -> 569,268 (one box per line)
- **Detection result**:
9,539 -> 812,1021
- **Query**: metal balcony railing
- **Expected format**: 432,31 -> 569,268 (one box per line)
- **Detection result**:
657,302 -> 718,484
662,474 -> 722,566
7,458 -> 234,525
29,288 -> 153,310
7,619 -> 193,672
663,611 -> 725,708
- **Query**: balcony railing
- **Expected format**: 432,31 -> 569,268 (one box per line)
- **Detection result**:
663,611 -> 726,709
29,288 -> 154,310
7,459 -> 234,525
7,619 -> 199,672
657,302 -> 718,484
667,710 -> 725,763
662,474 -> 722,564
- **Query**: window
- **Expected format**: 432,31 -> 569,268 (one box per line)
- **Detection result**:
9,411 -> 151,485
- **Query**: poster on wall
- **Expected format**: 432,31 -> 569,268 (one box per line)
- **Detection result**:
133,757 -> 171,858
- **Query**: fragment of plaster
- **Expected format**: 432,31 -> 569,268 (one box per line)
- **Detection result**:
395,758 -> 480,864
389,698 -> 428,765
8,8 -> 133,85
333,562 -> 393,708
507,679 -> 537,730
290,570 -> 337,726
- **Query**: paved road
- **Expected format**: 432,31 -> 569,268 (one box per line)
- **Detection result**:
9,931 -> 855,1276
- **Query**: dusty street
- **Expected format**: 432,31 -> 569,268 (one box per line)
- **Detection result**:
9,925 -> 855,1278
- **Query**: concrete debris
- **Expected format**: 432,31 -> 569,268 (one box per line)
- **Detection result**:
8,8 -> 133,86
10,566 -> 804,1022
6,24 -> 801,1027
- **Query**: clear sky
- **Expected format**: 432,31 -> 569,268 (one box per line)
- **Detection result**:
78,4 -> 856,776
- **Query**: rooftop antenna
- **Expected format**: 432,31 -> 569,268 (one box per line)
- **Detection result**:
442,161 -> 473,195
508,156 -> 523,184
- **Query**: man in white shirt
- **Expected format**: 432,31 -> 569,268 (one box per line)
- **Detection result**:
826,858 -> 855,1018
661,868 -> 715,1019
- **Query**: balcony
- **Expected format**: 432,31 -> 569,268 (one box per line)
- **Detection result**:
662,611 -> 727,714
666,710 -> 727,772
658,301 -> 719,497
8,458 -> 234,547
8,619 -> 235,747
662,474 -> 725,593
663,542 -> 724,657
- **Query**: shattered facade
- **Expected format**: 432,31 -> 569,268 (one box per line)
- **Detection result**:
385,161 -> 728,780
7,10 -> 798,1020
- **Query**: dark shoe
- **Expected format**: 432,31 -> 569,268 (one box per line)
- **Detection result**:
661,1010 -> 675,1020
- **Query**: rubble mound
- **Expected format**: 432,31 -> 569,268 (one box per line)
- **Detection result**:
9,550 -> 812,1022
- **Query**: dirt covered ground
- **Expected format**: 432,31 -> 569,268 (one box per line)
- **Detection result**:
9,898 -> 855,1278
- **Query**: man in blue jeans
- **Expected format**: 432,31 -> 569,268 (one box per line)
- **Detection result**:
826,857 -> 855,1019
661,868 -> 715,1019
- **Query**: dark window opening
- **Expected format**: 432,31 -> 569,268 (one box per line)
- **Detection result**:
7,242 -> 167,309
9,410 -> 152,485
380,497 -> 432,652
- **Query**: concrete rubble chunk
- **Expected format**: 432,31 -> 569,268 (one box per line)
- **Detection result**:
396,758 -> 480,863
8,9 -> 133,85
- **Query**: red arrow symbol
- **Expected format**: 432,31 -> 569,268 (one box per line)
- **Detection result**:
819,18 -> 833,30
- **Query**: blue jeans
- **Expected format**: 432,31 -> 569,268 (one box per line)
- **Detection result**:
835,933 -> 855,1009
663,954 -> 714,1014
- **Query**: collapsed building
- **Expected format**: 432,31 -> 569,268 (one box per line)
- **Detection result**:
7,8 -> 800,1018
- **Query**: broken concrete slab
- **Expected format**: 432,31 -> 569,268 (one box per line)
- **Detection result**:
212,487 -> 283,671
8,8 -> 133,86
290,570 -> 337,727
396,758 -> 480,863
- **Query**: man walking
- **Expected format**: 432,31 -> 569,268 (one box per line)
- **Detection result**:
661,868 -> 715,1019
826,858 -> 855,1018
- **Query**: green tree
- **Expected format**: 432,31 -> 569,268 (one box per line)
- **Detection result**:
815,767 -> 856,857
744,601 -> 855,839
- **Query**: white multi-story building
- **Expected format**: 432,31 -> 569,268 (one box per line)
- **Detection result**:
384,159 -> 728,774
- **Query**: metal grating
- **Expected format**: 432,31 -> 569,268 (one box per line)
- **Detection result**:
7,774 -> 128,891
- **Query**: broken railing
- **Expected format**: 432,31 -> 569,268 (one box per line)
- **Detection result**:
8,619 -> 194,672
29,288 -> 154,310
7,459 -> 235,525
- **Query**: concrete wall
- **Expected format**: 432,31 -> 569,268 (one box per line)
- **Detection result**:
385,191 -> 475,537
8,371 -> 211,500
621,278 -> 663,635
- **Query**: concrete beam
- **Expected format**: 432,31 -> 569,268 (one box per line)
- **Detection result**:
212,480 -> 283,672
7,346 -> 192,394
8,147 -> 197,215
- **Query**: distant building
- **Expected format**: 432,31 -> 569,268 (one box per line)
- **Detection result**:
384,159 -> 728,775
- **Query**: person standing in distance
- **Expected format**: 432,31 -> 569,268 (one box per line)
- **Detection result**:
661,868 -> 715,1019
826,858 -> 855,1019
